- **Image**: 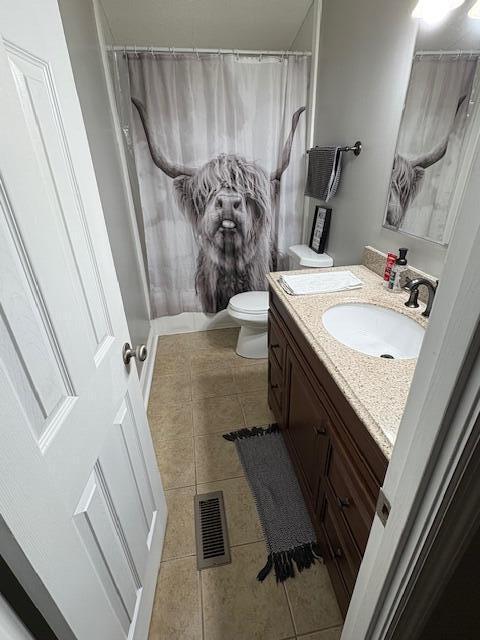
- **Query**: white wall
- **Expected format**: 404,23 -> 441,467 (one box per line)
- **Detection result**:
311,0 -> 448,278
291,1 -> 314,51
99,0 -> 311,50
58,0 -> 151,357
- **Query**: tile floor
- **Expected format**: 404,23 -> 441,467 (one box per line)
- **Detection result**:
147,327 -> 343,640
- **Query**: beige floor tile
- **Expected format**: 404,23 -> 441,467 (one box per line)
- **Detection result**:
231,354 -> 268,367
149,402 -> 193,442
197,476 -> 263,547
239,391 -> 276,427
155,437 -> 195,489
233,361 -> 268,394
284,561 -> 342,636
298,627 -> 343,640
194,432 -> 244,483
188,328 -> 239,352
149,372 -> 192,407
201,541 -> 294,640
191,367 -> 236,399
162,486 -> 196,561
153,351 -> 190,379
148,556 -> 202,640
192,395 -> 245,435
188,347 -> 237,372
155,332 -> 193,355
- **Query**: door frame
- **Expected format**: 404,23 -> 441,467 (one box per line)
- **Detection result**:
91,0 -> 151,322
342,124 -> 480,636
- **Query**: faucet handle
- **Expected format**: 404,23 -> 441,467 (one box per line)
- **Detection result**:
405,288 -> 420,309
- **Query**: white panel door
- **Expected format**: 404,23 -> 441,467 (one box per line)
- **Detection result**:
0,1 -> 166,639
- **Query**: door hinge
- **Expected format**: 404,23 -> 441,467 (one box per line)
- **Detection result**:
376,487 -> 391,527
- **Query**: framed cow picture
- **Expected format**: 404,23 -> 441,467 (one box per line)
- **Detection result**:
309,206 -> 332,254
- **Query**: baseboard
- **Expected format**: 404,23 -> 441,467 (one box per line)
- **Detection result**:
150,310 -> 237,336
139,326 -> 158,409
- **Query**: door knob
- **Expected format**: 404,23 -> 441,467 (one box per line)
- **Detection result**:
122,342 -> 148,365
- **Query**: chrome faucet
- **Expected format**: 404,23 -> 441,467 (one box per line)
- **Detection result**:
404,278 -> 438,318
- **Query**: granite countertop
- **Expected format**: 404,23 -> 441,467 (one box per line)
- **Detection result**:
267,265 -> 428,459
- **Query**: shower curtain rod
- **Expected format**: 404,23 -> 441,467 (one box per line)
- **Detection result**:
415,49 -> 480,57
111,45 -> 311,57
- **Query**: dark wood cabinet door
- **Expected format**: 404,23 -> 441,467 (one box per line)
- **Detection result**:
268,355 -> 283,425
283,347 -> 330,510
268,307 -> 287,371
268,286 -> 388,615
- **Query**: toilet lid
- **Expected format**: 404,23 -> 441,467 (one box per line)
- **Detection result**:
229,291 -> 269,316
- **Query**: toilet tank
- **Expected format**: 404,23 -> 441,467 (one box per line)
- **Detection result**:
288,245 -> 334,270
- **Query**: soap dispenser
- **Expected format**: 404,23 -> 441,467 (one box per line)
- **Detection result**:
389,248 -> 408,291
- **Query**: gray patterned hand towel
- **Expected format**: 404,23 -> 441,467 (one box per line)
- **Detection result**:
305,146 -> 342,202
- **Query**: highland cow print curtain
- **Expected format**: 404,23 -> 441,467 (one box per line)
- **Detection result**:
116,52 -> 308,317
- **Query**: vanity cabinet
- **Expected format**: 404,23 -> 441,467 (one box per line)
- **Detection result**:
268,287 -> 388,616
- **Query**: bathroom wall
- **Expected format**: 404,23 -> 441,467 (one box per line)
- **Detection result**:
291,1 -> 314,51
311,0 -> 449,278
58,0 -> 151,360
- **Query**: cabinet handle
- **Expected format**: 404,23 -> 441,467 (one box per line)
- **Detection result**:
270,343 -> 280,349
270,383 -> 279,390
337,497 -> 350,509
333,547 -> 343,559
314,426 -> 327,436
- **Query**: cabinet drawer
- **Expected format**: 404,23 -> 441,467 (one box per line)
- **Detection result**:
268,309 -> 286,370
326,438 -> 375,554
268,356 -> 283,424
321,487 -> 361,613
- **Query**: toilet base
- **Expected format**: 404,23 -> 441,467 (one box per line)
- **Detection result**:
236,325 -> 268,359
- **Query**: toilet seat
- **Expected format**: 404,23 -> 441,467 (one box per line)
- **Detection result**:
228,291 -> 269,322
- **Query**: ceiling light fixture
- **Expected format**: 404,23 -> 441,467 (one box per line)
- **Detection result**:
468,0 -> 480,18
412,0 -> 466,24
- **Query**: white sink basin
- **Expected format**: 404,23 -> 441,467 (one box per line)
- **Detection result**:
322,303 -> 424,359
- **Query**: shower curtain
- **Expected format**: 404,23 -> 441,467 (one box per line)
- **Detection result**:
111,51 -> 308,318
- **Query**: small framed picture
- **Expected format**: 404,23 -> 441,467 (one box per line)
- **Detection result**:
309,206 -> 332,254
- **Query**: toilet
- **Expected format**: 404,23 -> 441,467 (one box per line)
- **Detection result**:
227,245 -> 334,359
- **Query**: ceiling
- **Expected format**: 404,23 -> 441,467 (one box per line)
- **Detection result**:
99,0 -> 312,50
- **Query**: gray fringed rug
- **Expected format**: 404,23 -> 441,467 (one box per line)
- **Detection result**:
223,424 -> 321,582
